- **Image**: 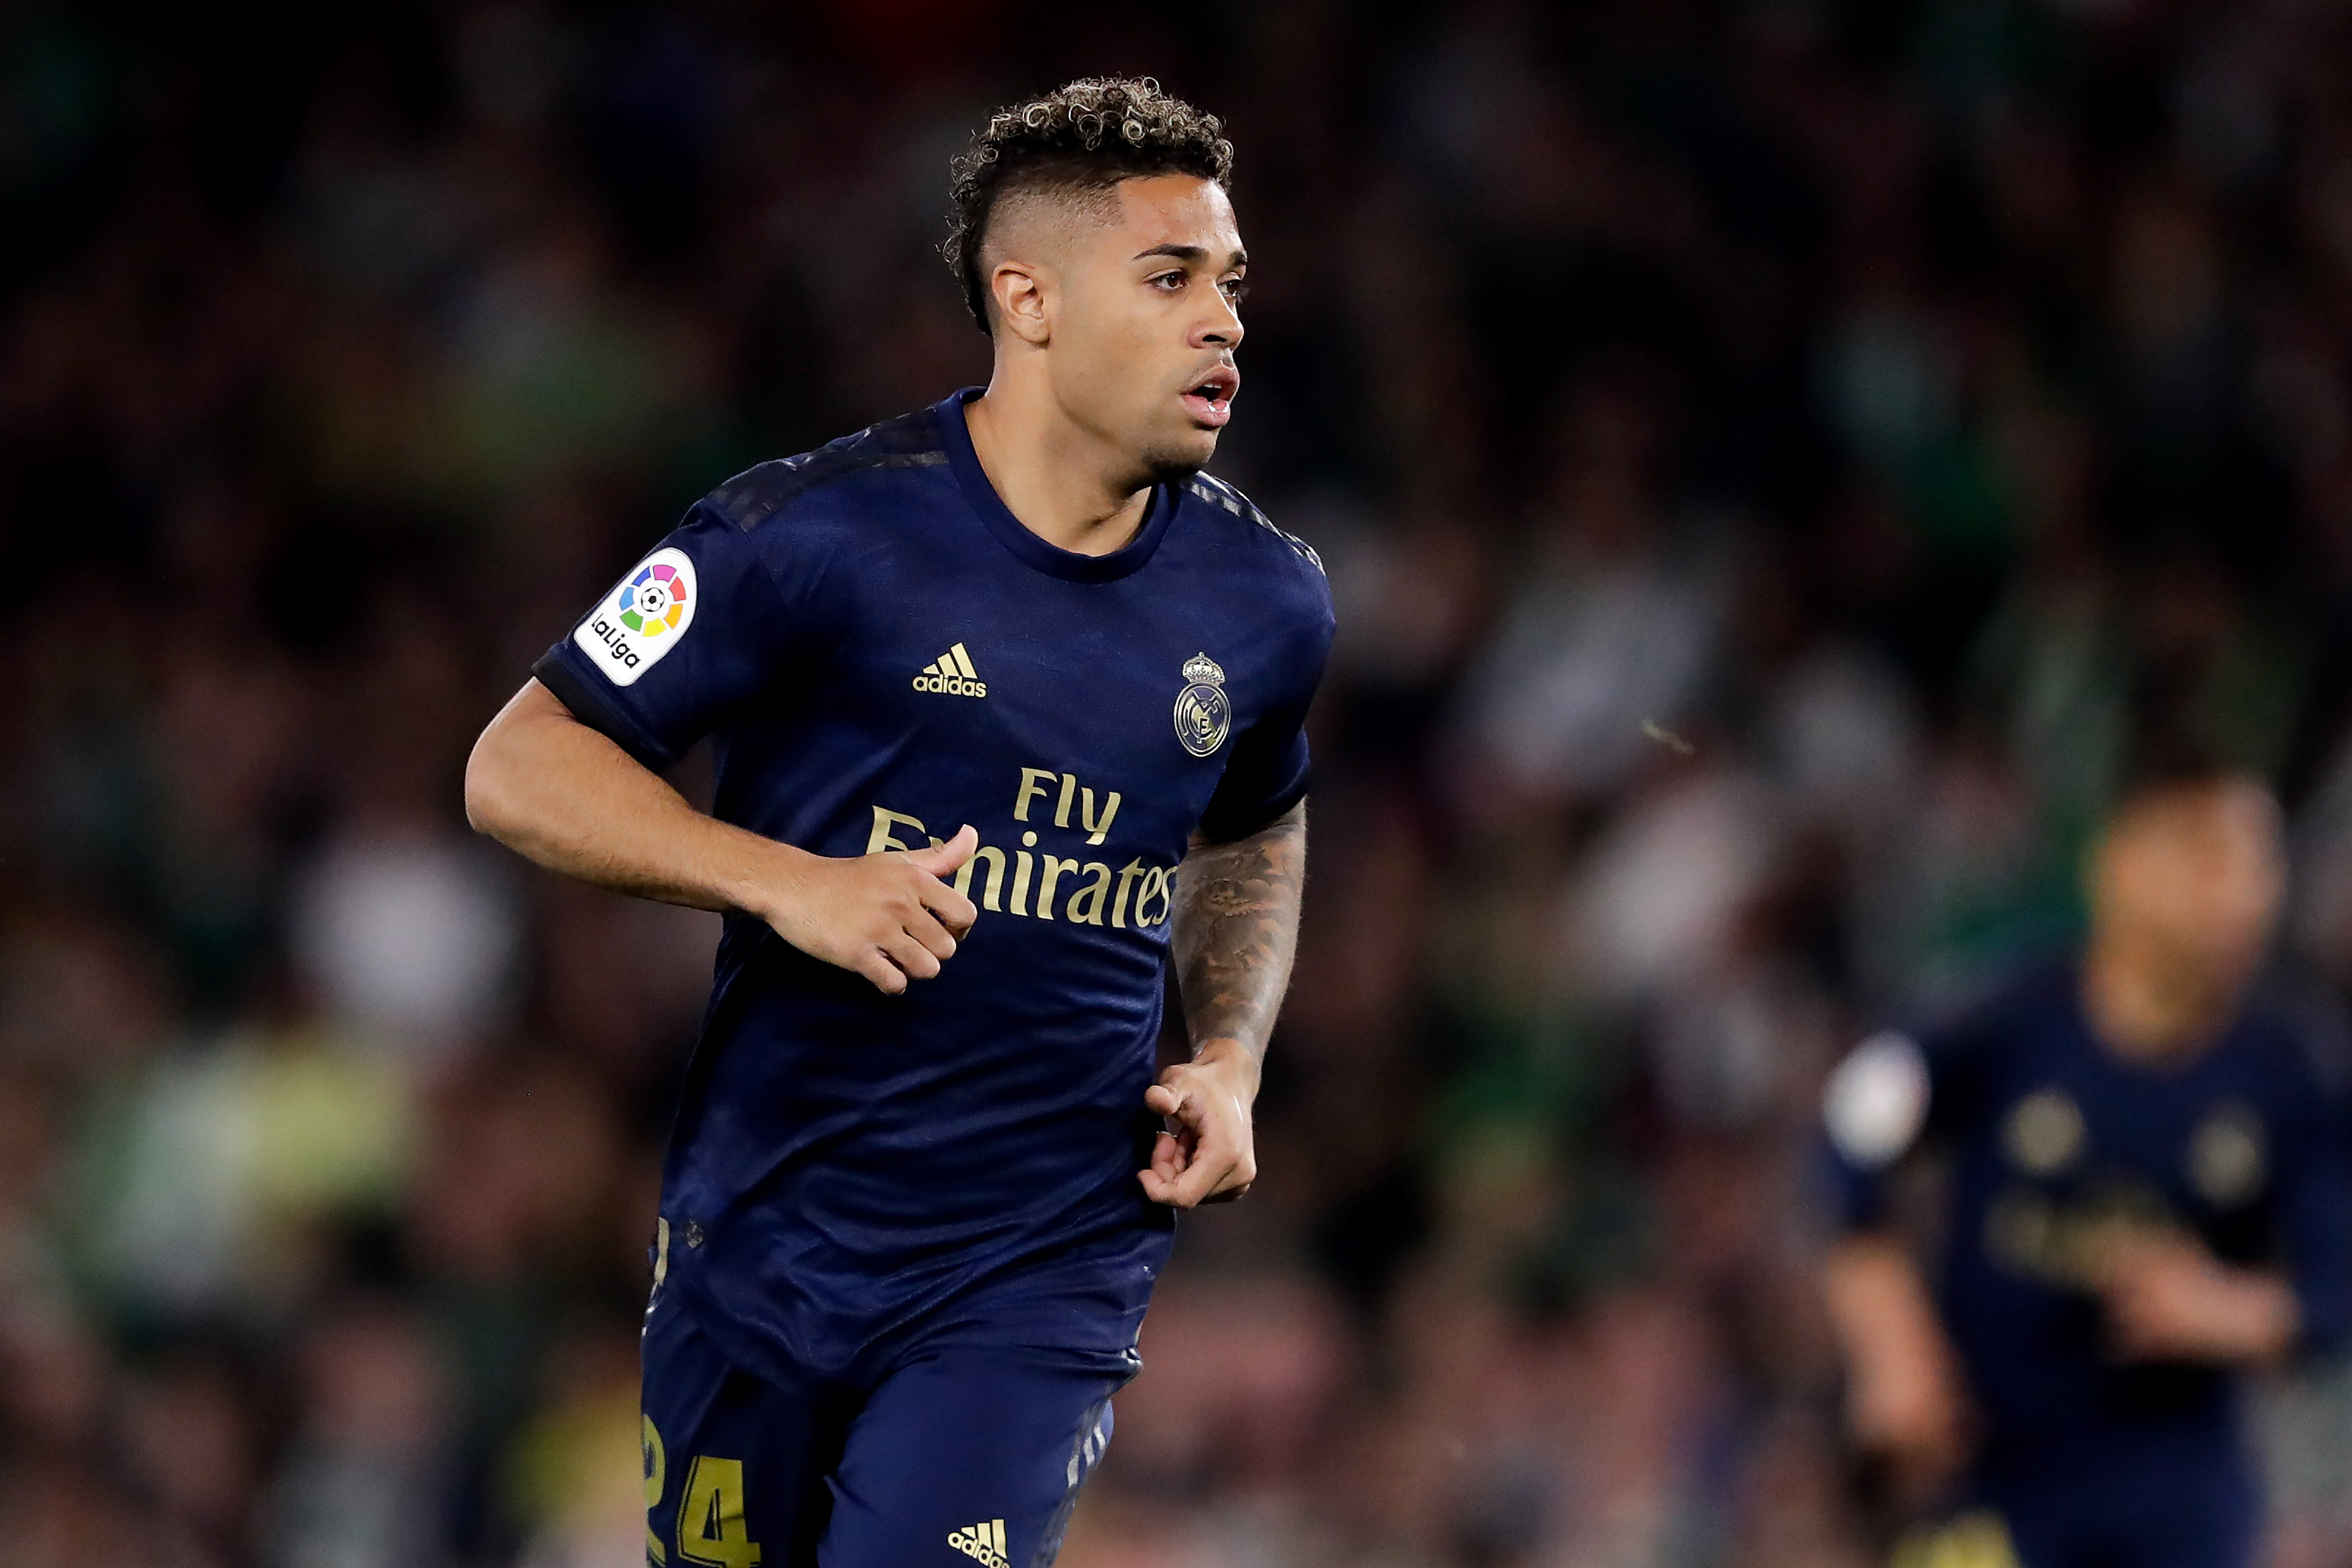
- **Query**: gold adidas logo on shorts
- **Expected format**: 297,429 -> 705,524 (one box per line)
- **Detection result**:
946,1517 -> 1009,1567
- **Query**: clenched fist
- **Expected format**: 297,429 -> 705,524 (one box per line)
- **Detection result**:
1138,1040 -> 1261,1207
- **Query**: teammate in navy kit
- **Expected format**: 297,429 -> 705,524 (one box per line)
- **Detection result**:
463,78 -> 1330,1568
1819,767 -> 2352,1568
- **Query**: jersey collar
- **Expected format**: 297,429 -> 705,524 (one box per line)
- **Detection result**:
934,388 -> 1174,583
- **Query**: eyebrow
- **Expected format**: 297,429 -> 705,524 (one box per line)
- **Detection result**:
1133,244 -> 1248,267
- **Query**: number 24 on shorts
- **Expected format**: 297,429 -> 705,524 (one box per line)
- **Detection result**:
644,1416 -> 765,1568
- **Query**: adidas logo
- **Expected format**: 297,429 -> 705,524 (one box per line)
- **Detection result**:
913,642 -> 988,698
946,1518 -> 1009,1567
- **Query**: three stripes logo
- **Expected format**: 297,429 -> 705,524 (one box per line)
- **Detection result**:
913,642 -> 988,698
946,1518 -> 1010,1567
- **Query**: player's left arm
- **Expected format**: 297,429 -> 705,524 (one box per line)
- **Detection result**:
2091,1231 -> 2302,1365
2094,1069 -> 2352,1366
1140,797 -> 1308,1209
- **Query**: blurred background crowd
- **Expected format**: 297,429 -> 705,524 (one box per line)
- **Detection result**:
8,0 -> 2352,1564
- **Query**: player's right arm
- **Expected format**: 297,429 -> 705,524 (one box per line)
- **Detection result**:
466,680 -> 975,994
1823,1235 -> 1972,1491
1818,1031 -> 1973,1494
468,495 -> 977,995
459,681 -> 974,992
465,680 -> 975,995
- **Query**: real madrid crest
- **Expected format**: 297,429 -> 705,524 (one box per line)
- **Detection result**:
2187,1102 -> 2267,1207
1174,652 -> 1231,758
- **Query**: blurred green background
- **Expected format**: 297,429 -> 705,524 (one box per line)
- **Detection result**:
8,1 -> 2352,1563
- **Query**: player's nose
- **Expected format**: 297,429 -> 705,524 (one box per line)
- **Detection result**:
1194,300 -> 1243,351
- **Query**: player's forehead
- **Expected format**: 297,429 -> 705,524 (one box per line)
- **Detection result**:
2121,779 -> 2279,848
1102,174 -> 1243,265
2105,782 -> 2285,896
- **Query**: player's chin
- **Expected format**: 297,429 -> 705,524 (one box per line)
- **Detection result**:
1142,427 -> 1219,479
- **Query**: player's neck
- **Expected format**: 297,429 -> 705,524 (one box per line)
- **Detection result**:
2080,936 -> 2234,1065
963,378 -> 1153,558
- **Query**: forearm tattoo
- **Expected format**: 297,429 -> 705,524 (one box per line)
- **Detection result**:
1171,802 -> 1307,1062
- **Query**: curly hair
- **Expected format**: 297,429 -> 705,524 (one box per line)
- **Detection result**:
944,77 -> 1236,332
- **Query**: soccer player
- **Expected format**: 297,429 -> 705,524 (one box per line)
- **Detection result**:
1819,764 -> 2352,1568
463,78 -> 1330,1568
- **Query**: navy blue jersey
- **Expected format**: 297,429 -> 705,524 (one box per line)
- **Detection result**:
532,390 -> 1334,1381
1823,961 -> 2352,1450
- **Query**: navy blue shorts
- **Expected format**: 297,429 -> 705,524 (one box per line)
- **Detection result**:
640,1289 -> 1138,1568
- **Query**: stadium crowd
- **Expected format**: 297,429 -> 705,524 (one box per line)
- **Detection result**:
7,1 -> 2352,1563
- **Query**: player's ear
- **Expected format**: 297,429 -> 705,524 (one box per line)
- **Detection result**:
991,260 -> 1051,347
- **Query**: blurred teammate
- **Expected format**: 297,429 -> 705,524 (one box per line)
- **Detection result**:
1820,765 -> 2352,1568
465,78 -> 1331,1568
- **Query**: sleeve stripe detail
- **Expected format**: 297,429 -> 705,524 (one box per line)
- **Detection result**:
710,414 -> 949,532
1185,475 -> 1326,574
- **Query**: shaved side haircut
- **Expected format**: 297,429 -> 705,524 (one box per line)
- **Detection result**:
943,77 -> 1235,333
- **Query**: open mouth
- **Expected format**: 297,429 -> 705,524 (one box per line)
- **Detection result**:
1180,366 -> 1240,428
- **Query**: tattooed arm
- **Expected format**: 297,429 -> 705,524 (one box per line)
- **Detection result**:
1138,799 -> 1308,1207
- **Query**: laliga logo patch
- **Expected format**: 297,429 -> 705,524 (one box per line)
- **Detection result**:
1173,652 -> 1230,758
575,546 -> 697,687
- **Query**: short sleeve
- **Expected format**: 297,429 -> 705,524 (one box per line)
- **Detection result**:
1196,611 -> 1334,844
1196,701 -> 1312,843
1818,1006 -> 2002,1232
1820,1031 -> 1933,1231
532,503 -> 813,771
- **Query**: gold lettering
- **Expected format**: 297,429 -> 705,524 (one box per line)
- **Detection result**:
1135,866 -> 1171,927
866,806 -> 927,855
953,845 -> 1006,912
1014,768 -> 1057,822
1054,772 -> 1077,828
1011,850 -> 1033,916
1080,787 -> 1121,845
643,1417 -> 666,1565
1067,862 -> 1112,924
1112,859 -> 1146,928
1036,855 -> 1080,920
